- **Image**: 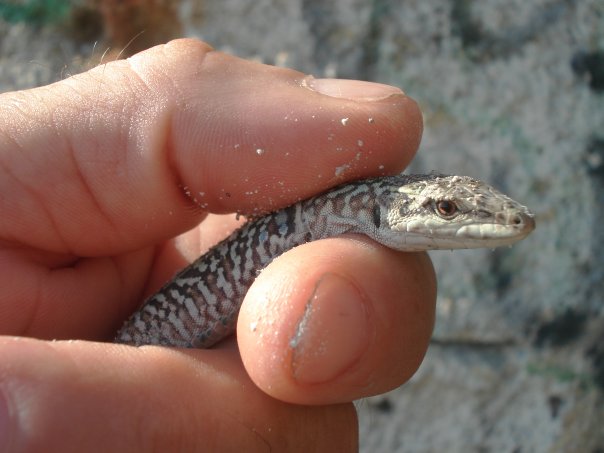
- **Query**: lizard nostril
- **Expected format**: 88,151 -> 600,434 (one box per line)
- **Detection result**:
512,212 -> 536,231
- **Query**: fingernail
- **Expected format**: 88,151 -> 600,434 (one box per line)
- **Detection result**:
290,273 -> 371,384
0,386 -> 12,451
303,76 -> 404,101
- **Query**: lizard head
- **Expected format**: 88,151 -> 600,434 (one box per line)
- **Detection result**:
375,174 -> 535,251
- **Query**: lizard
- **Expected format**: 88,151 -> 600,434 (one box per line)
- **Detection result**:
115,173 -> 535,348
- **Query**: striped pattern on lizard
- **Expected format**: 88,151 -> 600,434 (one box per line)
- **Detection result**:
115,173 -> 535,348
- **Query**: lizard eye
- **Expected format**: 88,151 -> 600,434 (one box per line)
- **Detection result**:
436,200 -> 458,218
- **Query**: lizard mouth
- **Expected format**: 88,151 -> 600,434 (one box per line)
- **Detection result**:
456,211 -> 536,244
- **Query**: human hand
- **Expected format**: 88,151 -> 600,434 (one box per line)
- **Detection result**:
0,39 -> 435,451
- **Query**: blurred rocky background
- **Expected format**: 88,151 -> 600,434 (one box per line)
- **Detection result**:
1,0 -> 603,451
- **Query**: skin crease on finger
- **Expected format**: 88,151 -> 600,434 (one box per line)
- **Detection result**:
0,38 -> 429,450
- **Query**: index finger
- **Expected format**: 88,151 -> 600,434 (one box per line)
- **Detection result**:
0,38 -> 423,257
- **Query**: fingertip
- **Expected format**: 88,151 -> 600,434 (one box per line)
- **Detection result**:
288,272 -> 372,385
159,42 -> 424,213
238,238 -> 436,404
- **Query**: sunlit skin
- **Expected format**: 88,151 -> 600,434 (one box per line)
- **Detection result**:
0,39 -> 434,451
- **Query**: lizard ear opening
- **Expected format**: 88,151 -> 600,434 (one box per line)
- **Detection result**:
372,204 -> 381,229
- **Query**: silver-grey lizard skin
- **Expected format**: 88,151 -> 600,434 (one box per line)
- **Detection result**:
115,173 -> 535,348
